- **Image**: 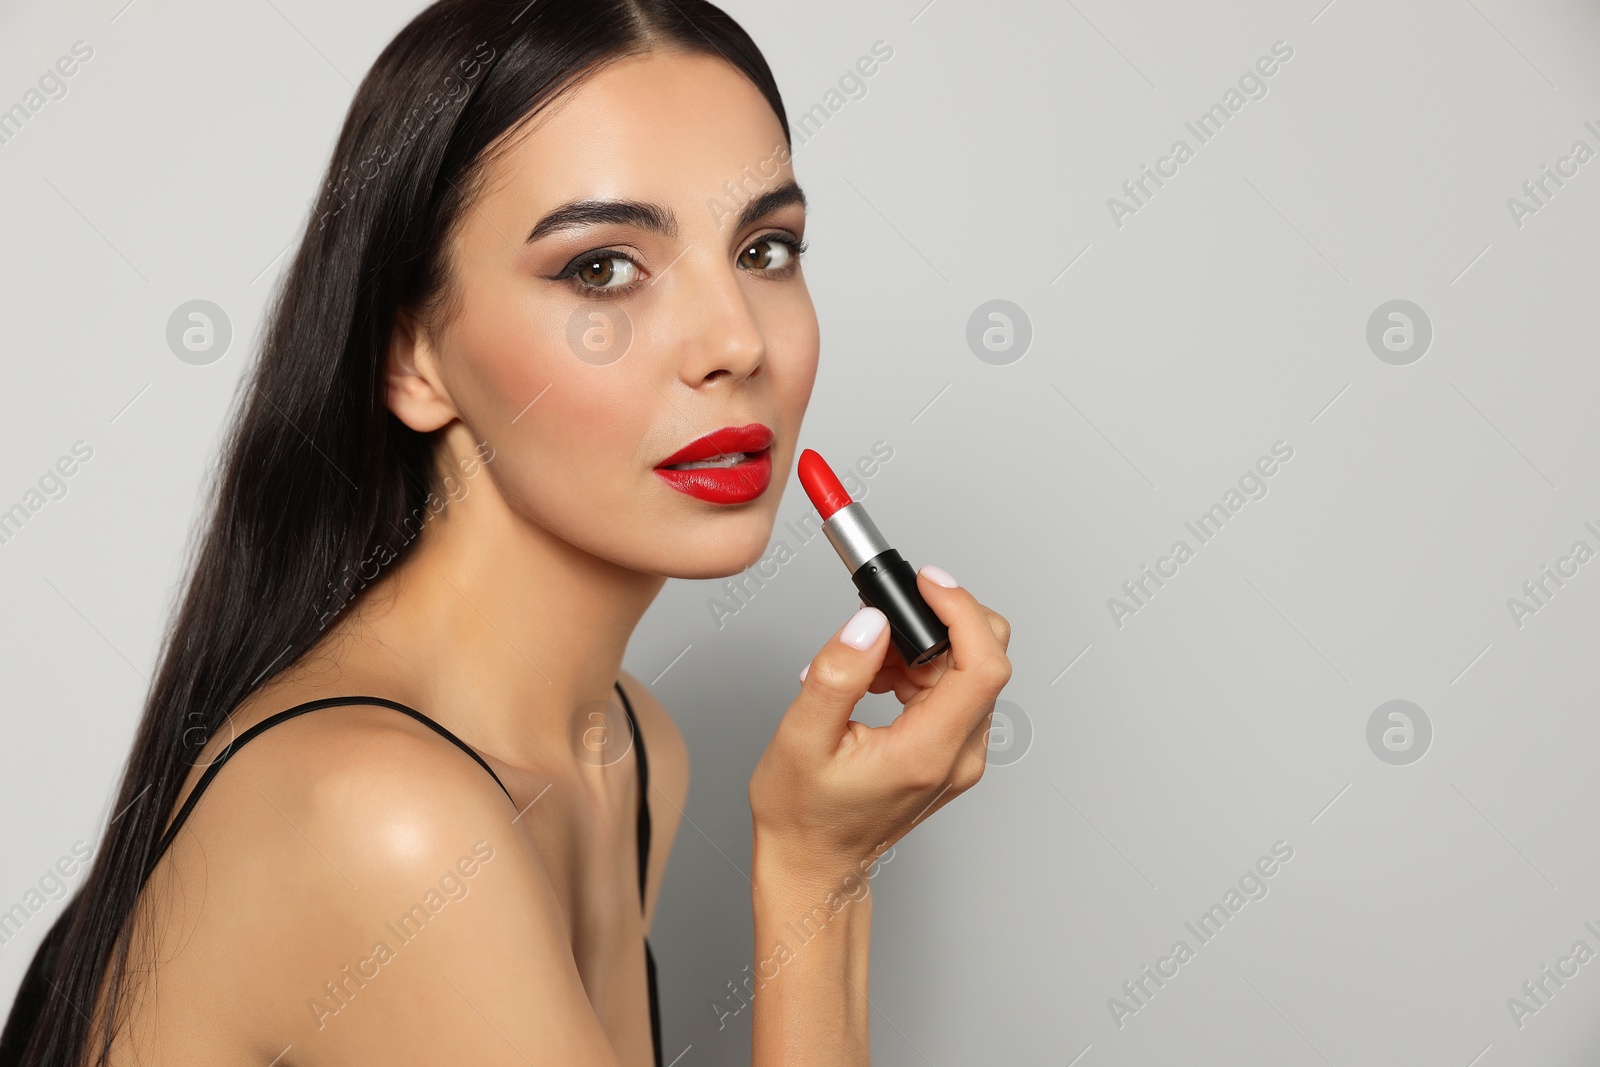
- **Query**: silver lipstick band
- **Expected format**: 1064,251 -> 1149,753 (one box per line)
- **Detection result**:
821,501 -> 891,573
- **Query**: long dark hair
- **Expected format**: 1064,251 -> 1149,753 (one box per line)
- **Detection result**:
1,2 -> 788,1063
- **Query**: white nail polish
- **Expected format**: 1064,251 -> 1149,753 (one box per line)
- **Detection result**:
919,564 -> 958,588
840,607 -> 888,650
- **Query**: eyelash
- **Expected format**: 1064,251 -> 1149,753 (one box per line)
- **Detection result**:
552,233 -> 808,299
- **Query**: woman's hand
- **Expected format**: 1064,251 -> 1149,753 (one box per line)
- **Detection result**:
748,566 -> 1012,890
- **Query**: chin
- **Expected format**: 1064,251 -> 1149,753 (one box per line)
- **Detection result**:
659,505 -> 781,581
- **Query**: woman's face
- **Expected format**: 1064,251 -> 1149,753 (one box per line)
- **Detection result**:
398,48 -> 818,580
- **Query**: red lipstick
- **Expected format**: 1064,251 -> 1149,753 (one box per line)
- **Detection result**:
798,448 -> 950,666
655,423 -> 774,504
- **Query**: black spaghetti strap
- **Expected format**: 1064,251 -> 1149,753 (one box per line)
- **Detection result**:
614,680 -> 665,1067
148,695 -> 514,878
615,681 -> 653,905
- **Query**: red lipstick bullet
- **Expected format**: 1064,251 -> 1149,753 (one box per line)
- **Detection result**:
798,448 -> 950,666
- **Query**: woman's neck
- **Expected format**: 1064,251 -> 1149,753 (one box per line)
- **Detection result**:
307,426 -> 667,767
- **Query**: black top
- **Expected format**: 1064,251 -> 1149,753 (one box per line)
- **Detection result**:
147,682 -> 664,1067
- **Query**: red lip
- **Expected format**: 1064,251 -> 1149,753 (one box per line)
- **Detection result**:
655,423 -> 775,467
653,423 -> 775,505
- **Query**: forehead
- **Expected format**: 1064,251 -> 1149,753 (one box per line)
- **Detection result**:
482,48 -> 791,214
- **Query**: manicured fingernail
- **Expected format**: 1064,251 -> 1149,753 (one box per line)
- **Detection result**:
799,663 -> 810,682
840,606 -> 888,650
920,564 -> 958,588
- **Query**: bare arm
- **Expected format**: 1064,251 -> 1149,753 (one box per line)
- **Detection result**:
749,570 -> 1012,1065
748,837 -> 874,1064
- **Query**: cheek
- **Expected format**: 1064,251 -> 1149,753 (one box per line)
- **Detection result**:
485,386 -> 653,544
451,293 -> 647,491
509,370 -> 655,515
482,347 -> 556,423
461,285 -> 635,434
770,295 -> 820,409
544,382 -> 649,469
749,275 -> 818,369
450,278 -> 569,424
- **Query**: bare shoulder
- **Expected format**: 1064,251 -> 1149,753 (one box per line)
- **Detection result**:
155,706 -> 624,1064
249,704 -> 523,851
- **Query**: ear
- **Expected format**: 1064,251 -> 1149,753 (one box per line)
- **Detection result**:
386,307 -> 458,433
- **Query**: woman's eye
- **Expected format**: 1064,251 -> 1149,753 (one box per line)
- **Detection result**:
739,236 -> 802,272
569,254 -> 640,289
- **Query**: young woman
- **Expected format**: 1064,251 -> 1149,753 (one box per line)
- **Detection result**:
0,1 -> 1011,1064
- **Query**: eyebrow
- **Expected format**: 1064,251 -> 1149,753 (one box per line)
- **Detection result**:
524,180 -> 807,244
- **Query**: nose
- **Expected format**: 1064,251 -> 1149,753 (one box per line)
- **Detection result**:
671,257 -> 766,387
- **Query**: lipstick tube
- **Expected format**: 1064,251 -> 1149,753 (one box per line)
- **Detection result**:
798,449 -> 950,666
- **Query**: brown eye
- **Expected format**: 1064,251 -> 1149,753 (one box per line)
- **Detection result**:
577,258 -> 613,286
739,237 -> 793,271
556,252 -> 636,294
567,254 -> 639,290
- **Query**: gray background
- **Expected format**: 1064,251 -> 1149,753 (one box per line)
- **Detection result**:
3,0 -> 1599,1063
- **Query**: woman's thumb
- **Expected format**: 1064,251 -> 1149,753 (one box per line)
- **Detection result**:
791,606 -> 892,742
